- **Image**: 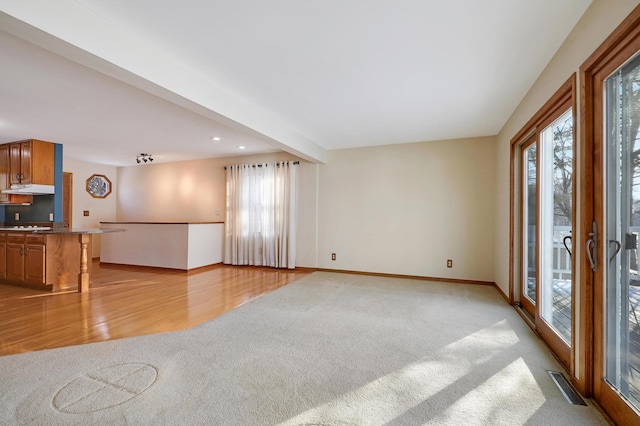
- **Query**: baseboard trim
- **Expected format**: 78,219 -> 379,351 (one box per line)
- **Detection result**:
315,268 -> 495,286
98,261 -> 223,273
186,263 -> 225,274
294,267 -> 319,273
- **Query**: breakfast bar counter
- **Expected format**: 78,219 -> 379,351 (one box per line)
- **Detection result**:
99,222 -> 224,271
0,227 -> 124,293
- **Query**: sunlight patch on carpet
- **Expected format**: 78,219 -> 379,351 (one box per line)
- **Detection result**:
436,357 -> 545,424
278,320 -> 519,426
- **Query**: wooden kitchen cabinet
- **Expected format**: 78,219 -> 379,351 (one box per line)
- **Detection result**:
0,144 -> 34,205
5,233 -> 45,285
8,139 -> 55,185
6,234 -> 25,281
0,233 -> 6,279
0,145 -> 9,203
0,231 -> 86,291
25,235 -> 46,285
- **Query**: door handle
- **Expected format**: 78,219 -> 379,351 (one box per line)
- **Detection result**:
587,240 -> 596,271
586,221 -> 598,272
609,240 -> 621,261
563,235 -> 572,257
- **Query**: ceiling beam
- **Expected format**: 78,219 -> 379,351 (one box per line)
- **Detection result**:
0,1 -> 327,163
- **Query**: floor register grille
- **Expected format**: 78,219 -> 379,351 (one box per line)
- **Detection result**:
547,370 -> 587,406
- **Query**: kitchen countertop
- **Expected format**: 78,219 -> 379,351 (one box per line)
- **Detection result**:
101,221 -> 224,225
0,227 -> 125,234
37,228 -> 126,235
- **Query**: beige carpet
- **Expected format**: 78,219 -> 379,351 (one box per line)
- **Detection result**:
0,272 -> 606,425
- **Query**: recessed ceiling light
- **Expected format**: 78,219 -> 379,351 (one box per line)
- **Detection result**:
237,146 -> 246,150
211,136 -> 221,141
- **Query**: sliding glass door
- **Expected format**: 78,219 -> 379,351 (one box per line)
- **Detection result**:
602,52 -> 640,414
521,139 -> 538,319
517,88 -> 574,368
539,109 -> 573,346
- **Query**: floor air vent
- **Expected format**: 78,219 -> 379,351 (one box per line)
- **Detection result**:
547,370 -> 587,406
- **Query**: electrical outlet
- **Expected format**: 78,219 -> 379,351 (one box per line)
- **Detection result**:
447,259 -> 453,268
331,253 -> 336,261
49,213 -> 54,221
14,212 -> 19,221
83,210 -> 90,217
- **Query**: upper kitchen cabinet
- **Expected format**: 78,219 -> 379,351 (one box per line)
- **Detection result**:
0,145 -> 9,204
9,139 -> 55,185
0,145 -> 32,204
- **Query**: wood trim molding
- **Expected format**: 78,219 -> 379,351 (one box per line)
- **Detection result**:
577,63 -> 595,399
569,74 -> 579,393
581,4 -> 640,76
100,221 -> 226,225
316,268 -> 495,287
98,262 -> 225,274
510,76 -> 574,146
294,267 -> 320,273
509,143 -> 516,305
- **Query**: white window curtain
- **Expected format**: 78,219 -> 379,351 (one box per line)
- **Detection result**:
224,161 -> 298,269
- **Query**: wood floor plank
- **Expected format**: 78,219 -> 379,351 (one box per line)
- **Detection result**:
0,261 -> 311,356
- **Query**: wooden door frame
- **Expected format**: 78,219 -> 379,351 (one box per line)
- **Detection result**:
580,4 -> 640,424
63,172 -> 72,229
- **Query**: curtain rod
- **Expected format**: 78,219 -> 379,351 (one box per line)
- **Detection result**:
224,161 -> 299,170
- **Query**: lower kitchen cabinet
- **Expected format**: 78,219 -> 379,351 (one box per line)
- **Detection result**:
6,238 -> 24,281
6,234 -> 45,284
25,235 -> 46,285
0,232 -> 86,291
0,233 -> 6,279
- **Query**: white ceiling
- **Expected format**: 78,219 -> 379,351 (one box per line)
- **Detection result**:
0,0 -> 592,166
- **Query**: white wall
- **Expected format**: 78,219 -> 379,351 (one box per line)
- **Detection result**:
317,137 -> 497,282
493,0 -> 640,296
63,157 -> 118,257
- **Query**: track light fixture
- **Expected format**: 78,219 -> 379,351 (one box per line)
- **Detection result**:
136,153 -> 153,164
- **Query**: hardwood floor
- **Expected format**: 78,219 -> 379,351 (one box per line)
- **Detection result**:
0,261 -> 311,356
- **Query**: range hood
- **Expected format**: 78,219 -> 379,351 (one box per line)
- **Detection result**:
1,184 -> 55,195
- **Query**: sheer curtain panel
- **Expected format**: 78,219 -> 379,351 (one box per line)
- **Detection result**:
224,162 -> 298,269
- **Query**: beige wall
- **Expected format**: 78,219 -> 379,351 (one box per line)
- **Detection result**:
493,0 -> 640,296
115,152 -> 319,268
317,137 -> 497,282
114,137 -> 496,281
116,152 -> 302,222
63,158 -> 118,257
